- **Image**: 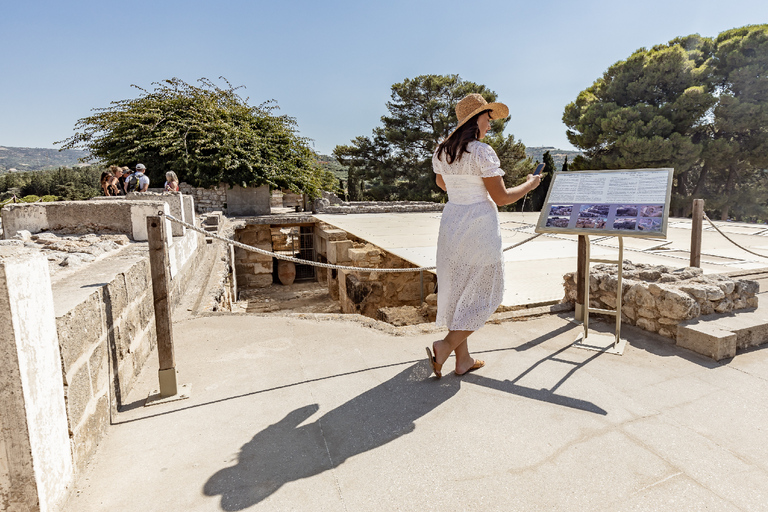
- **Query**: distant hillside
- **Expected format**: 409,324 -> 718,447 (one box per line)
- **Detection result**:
317,154 -> 347,181
0,146 -> 90,173
525,146 -> 582,170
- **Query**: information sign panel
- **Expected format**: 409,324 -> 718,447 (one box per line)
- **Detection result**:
534,168 -> 674,238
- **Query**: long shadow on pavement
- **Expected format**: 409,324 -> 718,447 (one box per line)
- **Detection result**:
203,362 -> 459,510
203,347 -> 608,510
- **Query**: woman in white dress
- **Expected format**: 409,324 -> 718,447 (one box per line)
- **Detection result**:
426,93 -> 541,378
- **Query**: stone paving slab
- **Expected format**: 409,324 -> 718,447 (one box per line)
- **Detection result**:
63,313 -> 768,512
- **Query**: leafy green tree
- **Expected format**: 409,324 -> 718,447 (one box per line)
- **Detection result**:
0,166 -> 103,201
58,78 -> 337,198
702,25 -> 768,220
564,25 -> 768,220
563,35 -> 714,216
334,74 -> 533,201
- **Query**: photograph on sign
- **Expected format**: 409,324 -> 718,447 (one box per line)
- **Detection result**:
534,168 -> 673,238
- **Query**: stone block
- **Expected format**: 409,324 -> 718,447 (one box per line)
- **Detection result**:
328,240 -> 353,264
71,394 -> 109,473
124,260 -> 151,301
714,298 -> 734,314
377,306 -> 427,326
658,327 -> 675,338
320,229 -> 348,242
737,279 -> 759,296
677,323 -> 737,360
637,307 -> 656,318
599,293 -> 617,308
105,273 -> 128,321
88,342 -> 108,395
704,285 -> 725,301
56,290 -> 106,371
621,304 -> 636,322
710,312 -> 768,349
246,274 -> 273,288
636,317 -> 659,333
65,362 -> 93,427
658,288 -> 700,320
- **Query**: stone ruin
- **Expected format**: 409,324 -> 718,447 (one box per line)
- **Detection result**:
2,229 -> 130,276
563,262 -> 759,339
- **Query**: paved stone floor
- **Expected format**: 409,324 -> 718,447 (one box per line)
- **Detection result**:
63,313 -> 768,512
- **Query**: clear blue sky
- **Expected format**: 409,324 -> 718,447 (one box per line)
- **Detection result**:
2,0 -> 767,155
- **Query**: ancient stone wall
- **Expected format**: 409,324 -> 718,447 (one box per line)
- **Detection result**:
179,183 -> 227,213
51,227 -> 205,477
234,224 -> 274,290
563,262 -> 759,339
315,223 -> 436,320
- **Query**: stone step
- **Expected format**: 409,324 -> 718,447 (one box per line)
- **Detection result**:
677,308 -> 768,361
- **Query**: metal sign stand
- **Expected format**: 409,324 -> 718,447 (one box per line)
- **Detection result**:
573,235 -> 627,355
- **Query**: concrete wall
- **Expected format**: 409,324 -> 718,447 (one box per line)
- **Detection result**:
1,200 -> 171,242
123,192 -> 187,237
0,250 -> 73,512
226,185 -> 271,216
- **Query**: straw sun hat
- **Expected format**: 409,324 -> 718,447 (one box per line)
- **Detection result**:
447,93 -> 509,140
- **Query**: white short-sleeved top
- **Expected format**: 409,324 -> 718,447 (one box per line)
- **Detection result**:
433,140 -> 504,205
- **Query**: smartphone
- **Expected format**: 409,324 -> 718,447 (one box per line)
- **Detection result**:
534,163 -> 545,176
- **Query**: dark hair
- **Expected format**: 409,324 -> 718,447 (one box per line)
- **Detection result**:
436,110 -> 491,164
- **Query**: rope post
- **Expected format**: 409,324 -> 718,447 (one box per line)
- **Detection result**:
420,270 -> 424,304
575,235 -> 587,321
146,215 -> 180,399
691,199 -> 704,268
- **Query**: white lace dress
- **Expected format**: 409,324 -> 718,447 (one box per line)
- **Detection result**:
433,140 -> 505,331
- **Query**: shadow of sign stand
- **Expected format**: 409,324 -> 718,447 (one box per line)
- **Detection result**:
145,215 -> 192,405
535,168 -> 675,355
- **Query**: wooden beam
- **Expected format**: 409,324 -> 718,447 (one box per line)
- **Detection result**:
576,235 -> 587,321
690,199 -> 704,268
147,216 -> 176,396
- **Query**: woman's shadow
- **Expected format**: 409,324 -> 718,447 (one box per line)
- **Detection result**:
203,362 -> 460,510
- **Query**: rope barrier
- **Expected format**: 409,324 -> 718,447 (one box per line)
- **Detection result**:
161,212 -> 543,274
703,213 -> 768,259
162,211 -> 764,275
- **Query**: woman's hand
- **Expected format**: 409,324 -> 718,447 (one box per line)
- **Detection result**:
526,173 -> 542,191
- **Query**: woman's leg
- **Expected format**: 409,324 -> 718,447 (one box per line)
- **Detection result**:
433,331 -> 483,375
433,330 -> 471,365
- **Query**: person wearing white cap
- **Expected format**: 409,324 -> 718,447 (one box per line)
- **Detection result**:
426,93 -> 541,378
125,163 -> 150,193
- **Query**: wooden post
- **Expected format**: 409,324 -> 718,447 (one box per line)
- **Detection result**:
147,215 -> 177,397
575,235 -> 587,321
230,244 -> 237,303
690,199 -> 704,268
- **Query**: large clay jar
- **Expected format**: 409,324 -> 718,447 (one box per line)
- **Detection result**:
277,260 -> 296,285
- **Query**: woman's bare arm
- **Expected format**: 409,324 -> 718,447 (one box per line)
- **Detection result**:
436,173 -> 446,191
482,174 -> 541,206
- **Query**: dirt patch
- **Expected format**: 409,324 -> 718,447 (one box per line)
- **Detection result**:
243,282 -> 341,314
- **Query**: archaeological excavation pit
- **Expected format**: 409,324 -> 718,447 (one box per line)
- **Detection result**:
232,218 -> 436,324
